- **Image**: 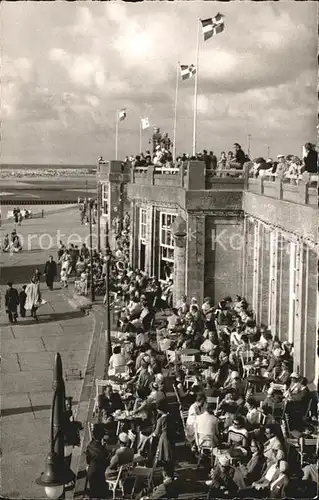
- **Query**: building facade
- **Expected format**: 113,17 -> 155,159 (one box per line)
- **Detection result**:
99,160 -> 318,383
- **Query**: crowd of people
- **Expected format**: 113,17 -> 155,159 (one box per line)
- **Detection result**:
78,217 -> 318,499
124,137 -> 317,181
0,167 -> 94,179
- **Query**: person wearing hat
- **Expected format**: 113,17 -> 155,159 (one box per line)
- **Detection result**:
85,423 -> 110,498
283,372 -> 301,399
273,361 -> 291,385
104,432 -> 134,479
131,381 -> 166,417
206,453 -> 238,499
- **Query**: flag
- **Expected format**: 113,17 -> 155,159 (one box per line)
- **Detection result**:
180,64 -> 196,81
201,14 -> 225,41
141,117 -> 150,130
119,108 -> 126,121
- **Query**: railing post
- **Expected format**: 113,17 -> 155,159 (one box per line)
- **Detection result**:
179,163 -> 184,188
147,165 -> 155,185
130,166 -> 135,183
259,176 -> 264,195
298,181 -> 308,205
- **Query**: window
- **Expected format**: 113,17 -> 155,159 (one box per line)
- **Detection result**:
101,183 -> 108,215
159,212 -> 176,280
139,208 -> 147,242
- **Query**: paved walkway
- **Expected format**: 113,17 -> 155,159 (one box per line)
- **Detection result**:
0,207 -> 102,499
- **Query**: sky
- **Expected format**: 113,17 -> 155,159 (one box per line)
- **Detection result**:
1,2 -> 318,164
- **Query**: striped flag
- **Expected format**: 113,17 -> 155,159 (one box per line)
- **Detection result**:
119,108 -> 126,121
180,64 -> 196,81
141,117 -> 150,130
201,14 -> 225,41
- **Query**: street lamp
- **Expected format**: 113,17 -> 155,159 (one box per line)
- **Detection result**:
36,353 -> 74,499
96,159 -> 102,253
103,221 -> 112,379
88,198 -> 95,302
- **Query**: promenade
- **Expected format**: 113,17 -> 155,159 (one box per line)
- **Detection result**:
0,206 -> 102,499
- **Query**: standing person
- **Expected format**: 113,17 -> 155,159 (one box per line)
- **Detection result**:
19,285 -> 27,318
303,142 -> 318,174
85,424 -> 110,499
33,268 -> 42,283
5,282 -> 19,323
44,255 -> 57,291
150,400 -> 176,473
18,212 -> 23,226
233,143 -> 246,168
25,277 -> 41,321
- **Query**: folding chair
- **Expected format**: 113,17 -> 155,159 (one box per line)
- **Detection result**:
300,437 -> 319,468
127,430 -> 136,449
201,355 -> 213,364
105,464 -> 132,499
194,428 -> 215,469
240,351 -> 255,377
178,406 -> 189,442
173,384 -> 183,407
272,401 -> 287,422
270,383 -> 286,393
166,350 -> 176,366
181,354 -> 196,364
114,365 -> 129,376
184,375 -> 197,390
206,396 -> 219,413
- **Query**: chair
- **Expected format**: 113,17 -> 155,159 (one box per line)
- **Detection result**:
114,365 -> 129,376
184,375 -> 197,390
240,351 -> 254,377
206,396 -> 219,413
166,350 -> 176,365
127,430 -> 136,449
105,464 -> 132,499
271,401 -> 286,421
181,354 -> 196,364
201,355 -> 213,364
194,427 -> 215,469
270,383 -> 286,393
228,429 -> 246,448
300,437 -> 319,468
173,384 -> 183,408
179,407 -> 189,438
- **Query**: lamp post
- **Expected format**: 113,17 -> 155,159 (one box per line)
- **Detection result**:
103,221 -> 112,378
36,353 -> 74,499
88,198 -> 95,302
248,134 -> 252,159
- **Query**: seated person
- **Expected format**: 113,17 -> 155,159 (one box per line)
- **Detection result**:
227,416 -> 249,456
238,459 -> 289,499
195,403 -> 220,448
200,330 -> 218,353
104,432 -> 134,479
167,308 -> 182,332
206,455 -> 238,499
245,397 -> 262,427
135,465 -> 179,500
132,382 -> 166,416
202,358 -> 220,383
108,345 -> 126,376
98,385 -> 125,416
136,330 -> 150,348
234,440 -> 265,488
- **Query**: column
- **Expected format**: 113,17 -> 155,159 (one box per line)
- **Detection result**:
173,235 -> 186,305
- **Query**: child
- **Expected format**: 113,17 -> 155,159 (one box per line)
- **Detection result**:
60,265 -> 68,288
19,285 -> 27,318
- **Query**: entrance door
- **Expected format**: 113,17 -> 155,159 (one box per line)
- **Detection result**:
139,241 -> 146,272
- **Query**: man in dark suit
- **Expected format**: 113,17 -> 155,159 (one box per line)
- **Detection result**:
104,433 -> 134,479
303,142 -> 318,173
85,424 -> 110,499
5,282 -> 19,323
44,255 -> 57,290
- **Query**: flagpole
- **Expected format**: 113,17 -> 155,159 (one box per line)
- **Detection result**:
192,19 -> 200,157
115,109 -> 119,160
173,61 -> 179,163
139,119 -> 142,153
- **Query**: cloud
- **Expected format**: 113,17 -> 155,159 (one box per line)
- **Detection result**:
0,1 -> 317,163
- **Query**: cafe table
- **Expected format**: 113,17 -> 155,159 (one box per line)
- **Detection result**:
112,409 -> 148,435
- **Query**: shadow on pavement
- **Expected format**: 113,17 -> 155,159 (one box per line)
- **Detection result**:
0,310 -> 86,327
1,402 -> 78,417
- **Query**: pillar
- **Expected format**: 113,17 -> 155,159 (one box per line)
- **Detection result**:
173,235 -> 186,305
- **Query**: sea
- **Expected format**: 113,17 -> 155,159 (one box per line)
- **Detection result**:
0,164 -> 96,171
